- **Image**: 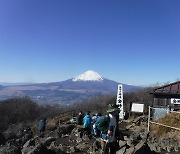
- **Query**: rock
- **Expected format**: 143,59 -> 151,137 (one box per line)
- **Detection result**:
43,137 -> 56,146
92,139 -> 101,152
47,131 -> 59,139
139,132 -> 148,141
22,146 -> 34,154
23,139 -> 35,148
57,124 -> 75,137
61,134 -> 69,138
129,131 -> 141,141
156,146 -> 161,153
174,146 -> 179,152
26,143 -> 48,154
57,144 -> 69,153
70,128 -> 78,139
69,146 -> 80,153
124,146 -> 134,154
21,138 -> 36,154
3,132 -> 17,140
116,146 -> 126,154
76,137 -> 83,143
118,140 -> 126,148
82,134 -> 90,141
125,124 -> 134,130
5,124 -> 32,140
48,141 -> 65,154
127,140 -> 132,147
76,142 -> 91,152
147,142 -> 157,152
124,136 -> 129,141
0,145 -> 21,154
166,146 -> 172,153
0,132 -> 6,145
21,136 -> 56,154
20,133 -> 33,147
134,140 -> 146,153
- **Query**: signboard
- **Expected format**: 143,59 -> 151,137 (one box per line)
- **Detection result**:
171,98 -> 180,104
131,103 -> 144,113
116,84 -> 124,119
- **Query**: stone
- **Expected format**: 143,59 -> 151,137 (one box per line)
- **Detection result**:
0,145 -> 21,154
3,132 -> 17,141
47,131 -> 59,138
57,124 -> 75,137
92,140 -> 101,152
0,132 -> 6,145
126,139 -> 132,146
43,137 -> 56,146
69,146 -> 80,153
119,140 -> 126,148
82,134 -> 90,141
27,143 -> 48,154
116,146 -> 126,154
23,139 -> 35,148
124,136 -> 129,141
134,140 -> 146,153
124,146 -> 135,154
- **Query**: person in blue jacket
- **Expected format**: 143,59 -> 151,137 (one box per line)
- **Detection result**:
38,118 -> 47,137
83,111 -> 92,134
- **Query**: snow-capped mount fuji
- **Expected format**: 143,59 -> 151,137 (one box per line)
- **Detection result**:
56,70 -> 142,93
0,70 -> 143,105
72,70 -> 103,81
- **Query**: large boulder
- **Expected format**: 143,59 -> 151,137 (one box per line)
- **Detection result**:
3,132 -> 17,141
57,124 -> 75,137
25,143 -> 48,154
0,145 -> 21,154
0,132 -> 6,145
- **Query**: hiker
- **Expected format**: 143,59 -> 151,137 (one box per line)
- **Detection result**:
97,104 -> 120,154
77,111 -> 84,125
83,111 -> 92,135
38,118 -> 47,137
92,113 -> 102,137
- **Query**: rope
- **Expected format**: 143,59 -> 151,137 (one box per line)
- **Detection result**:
150,121 -> 180,131
148,106 -> 180,131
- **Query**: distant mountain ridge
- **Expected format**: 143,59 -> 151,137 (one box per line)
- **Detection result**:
0,70 -> 143,105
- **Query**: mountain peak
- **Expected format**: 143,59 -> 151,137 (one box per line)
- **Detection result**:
72,70 -> 103,81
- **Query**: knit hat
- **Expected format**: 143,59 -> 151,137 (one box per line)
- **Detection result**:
107,104 -> 119,113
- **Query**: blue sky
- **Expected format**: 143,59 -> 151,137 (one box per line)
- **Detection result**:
0,0 -> 180,86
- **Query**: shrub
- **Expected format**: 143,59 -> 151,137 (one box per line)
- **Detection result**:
0,97 -> 40,131
72,88 -> 153,116
0,97 -> 66,132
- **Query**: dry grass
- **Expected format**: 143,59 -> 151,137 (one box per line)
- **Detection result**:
31,112 -> 74,135
46,113 -> 73,131
150,112 -> 180,137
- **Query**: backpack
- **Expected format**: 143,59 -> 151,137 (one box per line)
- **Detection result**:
97,115 -> 110,134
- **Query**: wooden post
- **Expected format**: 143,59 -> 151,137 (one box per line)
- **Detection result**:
147,106 -> 151,132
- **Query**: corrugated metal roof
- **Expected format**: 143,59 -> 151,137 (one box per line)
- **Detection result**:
151,81 -> 180,95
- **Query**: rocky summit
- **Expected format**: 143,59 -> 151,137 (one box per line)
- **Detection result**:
0,114 -> 179,154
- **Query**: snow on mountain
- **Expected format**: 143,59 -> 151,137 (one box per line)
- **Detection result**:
72,70 -> 104,81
